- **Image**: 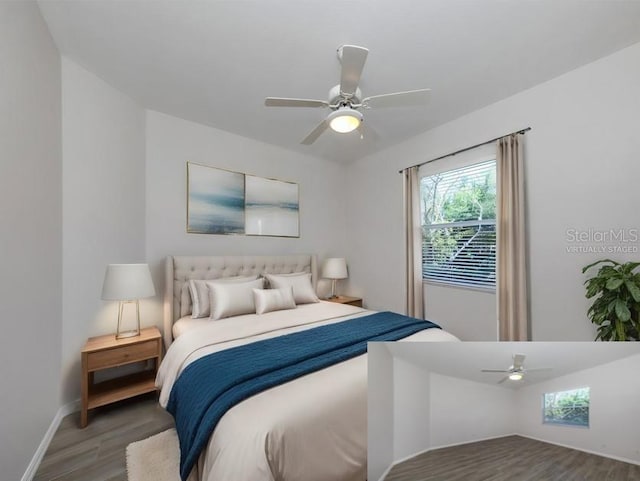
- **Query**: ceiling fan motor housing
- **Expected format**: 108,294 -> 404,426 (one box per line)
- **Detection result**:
329,84 -> 361,106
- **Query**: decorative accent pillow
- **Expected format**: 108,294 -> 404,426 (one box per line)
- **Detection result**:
253,287 -> 296,315
265,273 -> 319,304
262,271 -> 306,288
189,275 -> 258,318
208,278 -> 264,320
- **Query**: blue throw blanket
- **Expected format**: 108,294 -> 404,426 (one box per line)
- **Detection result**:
167,311 -> 440,480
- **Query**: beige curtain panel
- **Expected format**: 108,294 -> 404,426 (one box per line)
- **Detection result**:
403,166 -> 425,319
496,134 -> 529,341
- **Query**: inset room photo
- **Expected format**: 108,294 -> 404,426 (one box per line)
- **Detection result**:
368,342 -> 640,481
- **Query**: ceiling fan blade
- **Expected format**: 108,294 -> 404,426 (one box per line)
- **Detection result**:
363,88 -> 431,109
497,376 -> 509,384
339,45 -> 368,97
265,97 -> 329,108
524,367 -> 552,372
300,120 -> 329,145
513,354 -> 526,370
481,369 -> 511,373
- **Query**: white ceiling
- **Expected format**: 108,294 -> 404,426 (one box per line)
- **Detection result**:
38,0 -> 640,162
385,342 -> 640,389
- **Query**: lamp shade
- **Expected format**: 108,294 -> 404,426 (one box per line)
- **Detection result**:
101,264 -> 156,301
321,258 -> 348,280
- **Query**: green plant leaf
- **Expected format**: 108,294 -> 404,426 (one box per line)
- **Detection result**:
615,299 -> 631,322
606,277 -> 624,290
599,266 -> 618,279
583,259 -> 640,340
625,280 -> 640,302
621,262 -> 640,274
585,284 -> 600,299
582,259 -> 619,273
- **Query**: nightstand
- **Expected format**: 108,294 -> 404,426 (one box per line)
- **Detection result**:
326,295 -> 363,308
80,326 -> 162,428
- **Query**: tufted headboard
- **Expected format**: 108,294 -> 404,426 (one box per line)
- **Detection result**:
163,254 -> 317,348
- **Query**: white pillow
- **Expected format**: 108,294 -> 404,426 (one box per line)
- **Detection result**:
263,271 -> 306,283
262,271 -> 307,289
253,287 -> 296,315
265,273 -> 319,304
189,275 -> 258,318
208,278 -> 264,320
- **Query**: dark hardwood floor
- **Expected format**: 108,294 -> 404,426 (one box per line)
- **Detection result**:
33,394 -> 174,481
384,435 -> 640,481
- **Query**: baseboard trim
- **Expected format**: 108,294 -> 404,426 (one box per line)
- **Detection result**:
376,462 -> 395,481
21,399 -> 80,481
429,433 -> 518,452
516,433 -> 640,467
377,433 -> 516,481
377,447 -> 433,481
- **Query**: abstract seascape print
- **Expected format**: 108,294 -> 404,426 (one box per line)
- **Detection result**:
187,163 -> 245,234
245,175 -> 299,237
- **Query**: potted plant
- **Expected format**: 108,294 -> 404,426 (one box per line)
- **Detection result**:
583,259 -> 640,341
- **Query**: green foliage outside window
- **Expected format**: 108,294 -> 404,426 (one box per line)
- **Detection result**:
421,166 -> 496,226
421,160 -> 497,288
543,388 -> 590,427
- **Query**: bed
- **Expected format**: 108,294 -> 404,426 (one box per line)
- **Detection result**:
156,254 -> 459,481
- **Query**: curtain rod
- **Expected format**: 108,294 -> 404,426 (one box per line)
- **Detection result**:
398,127 -> 531,174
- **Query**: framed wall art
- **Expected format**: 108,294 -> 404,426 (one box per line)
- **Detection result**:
186,162 -> 245,234
245,175 -> 299,237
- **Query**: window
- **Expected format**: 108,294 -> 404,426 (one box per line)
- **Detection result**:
543,387 -> 590,427
420,160 -> 496,289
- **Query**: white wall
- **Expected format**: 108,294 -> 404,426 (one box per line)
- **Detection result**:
393,357 -> 431,460
516,354 -> 640,464
145,110 -> 348,322
61,58 -> 147,404
429,372 -> 515,448
345,41 -> 640,340
367,343 -> 395,481
0,2 -> 62,479
424,284 -> 496,341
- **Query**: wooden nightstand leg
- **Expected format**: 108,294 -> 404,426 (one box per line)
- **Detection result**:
81,409 -> 88,428
81,353 -> 89,428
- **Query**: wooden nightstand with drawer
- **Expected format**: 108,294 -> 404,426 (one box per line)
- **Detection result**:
80,326 -> 162,427
326,295 -> 363,308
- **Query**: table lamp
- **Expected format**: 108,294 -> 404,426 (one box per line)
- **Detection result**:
321,257 -> 348,299
101,263 -> 156,339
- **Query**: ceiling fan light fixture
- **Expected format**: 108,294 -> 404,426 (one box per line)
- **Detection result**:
328,108 -> 362,133
509,372 -> 523,381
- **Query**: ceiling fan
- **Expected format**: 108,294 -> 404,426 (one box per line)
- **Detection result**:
481,354 -> 552,384
264,45 -> 431,145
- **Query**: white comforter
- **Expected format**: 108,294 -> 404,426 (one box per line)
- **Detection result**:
157,302 -> 459,481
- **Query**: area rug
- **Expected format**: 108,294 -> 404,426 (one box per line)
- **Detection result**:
126,428 -> 180,481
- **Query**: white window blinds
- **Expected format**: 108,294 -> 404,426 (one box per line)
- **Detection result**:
420,160 -> 496,289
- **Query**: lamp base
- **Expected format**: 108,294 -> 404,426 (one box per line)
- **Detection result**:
116,300 -> 141,340
116,329 -> 140,340
329,278 -> 340,299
